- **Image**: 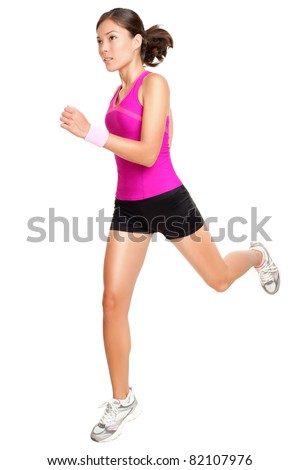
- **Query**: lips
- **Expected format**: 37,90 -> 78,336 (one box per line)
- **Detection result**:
103,57 -> 113,62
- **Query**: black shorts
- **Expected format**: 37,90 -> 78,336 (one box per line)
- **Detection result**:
110,184 -> 204,240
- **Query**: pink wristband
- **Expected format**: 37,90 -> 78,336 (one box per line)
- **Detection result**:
84,125 -> 109,147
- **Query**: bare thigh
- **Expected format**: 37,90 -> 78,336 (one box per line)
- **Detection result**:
170,225 -> 229,290
103,231 -> 152,311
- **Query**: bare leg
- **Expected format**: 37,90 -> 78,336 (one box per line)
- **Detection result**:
102,231 -> 152,399
170,225 -> 262,292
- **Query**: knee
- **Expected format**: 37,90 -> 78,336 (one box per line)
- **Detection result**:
102,291 -> 118,312
209,275 -> 231,293
102,290 -> 126,319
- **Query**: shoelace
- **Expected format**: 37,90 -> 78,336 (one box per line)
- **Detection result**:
258,261 -> 278,285
98,400 -> 120,425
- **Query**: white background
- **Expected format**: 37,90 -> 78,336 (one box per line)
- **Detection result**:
1,0 -> 299,469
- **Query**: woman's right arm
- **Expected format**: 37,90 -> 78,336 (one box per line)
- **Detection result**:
60,74 -> 170,168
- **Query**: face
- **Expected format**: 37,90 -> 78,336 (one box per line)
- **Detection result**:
96,19 -> 142,72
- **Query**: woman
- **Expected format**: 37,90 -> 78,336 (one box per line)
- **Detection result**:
60,8 -> 280,443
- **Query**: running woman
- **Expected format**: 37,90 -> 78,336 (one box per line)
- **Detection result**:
60,8 -> 280,443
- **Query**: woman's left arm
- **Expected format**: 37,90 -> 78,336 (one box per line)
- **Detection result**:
60,74 -> 170,168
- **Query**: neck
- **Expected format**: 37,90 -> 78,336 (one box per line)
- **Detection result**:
119,62 -> 145,89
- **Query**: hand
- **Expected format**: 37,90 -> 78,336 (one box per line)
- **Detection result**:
60,106 -> 91,138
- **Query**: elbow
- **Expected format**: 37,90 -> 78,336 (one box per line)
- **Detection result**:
145,151 -> 159,168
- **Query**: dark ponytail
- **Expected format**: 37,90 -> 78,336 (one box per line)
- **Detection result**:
143,25 -> 173,67
96,8 -> 173,67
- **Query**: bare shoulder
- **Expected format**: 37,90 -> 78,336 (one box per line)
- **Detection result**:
142,72 -> 170,94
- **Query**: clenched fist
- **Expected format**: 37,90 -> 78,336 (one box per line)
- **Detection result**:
60,106 -> 91,138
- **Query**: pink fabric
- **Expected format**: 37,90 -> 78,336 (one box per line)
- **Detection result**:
84,125 -> 109,147
105,70 -> 182,200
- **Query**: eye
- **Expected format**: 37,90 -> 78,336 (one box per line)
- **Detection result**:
109,35 -> 117,41
97,39 -> 103,45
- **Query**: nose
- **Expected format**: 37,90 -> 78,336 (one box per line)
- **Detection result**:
99,41 -> 108,53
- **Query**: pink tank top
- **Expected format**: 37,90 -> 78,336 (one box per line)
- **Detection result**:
105,70 -> 182,200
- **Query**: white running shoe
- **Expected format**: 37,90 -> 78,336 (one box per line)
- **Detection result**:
90,389 -> 141,443
250,241 -> 280,295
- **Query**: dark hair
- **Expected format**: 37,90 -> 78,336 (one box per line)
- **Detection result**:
96,8 -> 173,67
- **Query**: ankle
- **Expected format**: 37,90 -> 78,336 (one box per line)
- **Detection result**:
253,249 -> 265,268
113,389 -> 130,401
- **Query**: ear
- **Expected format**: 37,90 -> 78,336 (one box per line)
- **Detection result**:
133,33 -> 143,51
